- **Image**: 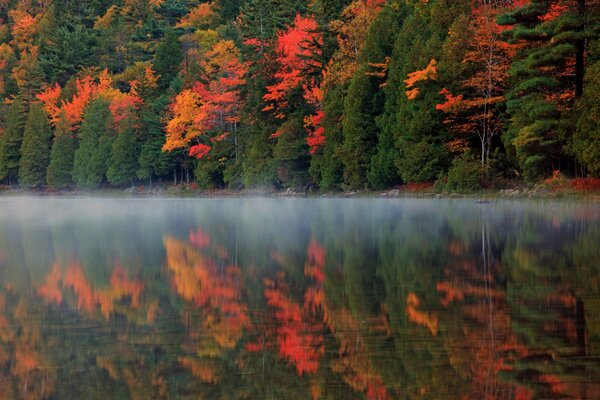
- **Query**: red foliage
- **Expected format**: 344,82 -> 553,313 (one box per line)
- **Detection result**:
189,228 -> 212,248
569,177 -> 600,192
263,276 -> 324,375
263,14 -> 322,113
189,143 -> 212,159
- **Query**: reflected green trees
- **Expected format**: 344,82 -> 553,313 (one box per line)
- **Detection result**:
0,198 -> 599,399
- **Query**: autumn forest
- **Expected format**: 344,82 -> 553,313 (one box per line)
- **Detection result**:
0,0 -> 598,191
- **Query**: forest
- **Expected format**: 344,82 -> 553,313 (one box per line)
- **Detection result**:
0,0 -> 598,191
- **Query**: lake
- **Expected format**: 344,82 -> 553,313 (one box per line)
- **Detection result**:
0,197 -> 599,399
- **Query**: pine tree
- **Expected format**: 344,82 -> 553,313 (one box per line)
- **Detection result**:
499,0 -> 594,180
0,96 -> 28,185
72,98 -> 113,188
19,103 -> 52,187
572,41 -> 600,176
47,112 -> 77,189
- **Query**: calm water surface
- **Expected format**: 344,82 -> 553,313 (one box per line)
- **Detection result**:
0,197 -> 599,399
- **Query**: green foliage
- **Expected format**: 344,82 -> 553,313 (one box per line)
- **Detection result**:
72,99 -> 114,188
573,56 -> 600,176
273,113 -> 310,188
443,153 -> 482,193
499,0 -> 592,180
18,103 -> 52,187
107,115 -> 140,187
47,113 -> 77,189
309,85 -> 344,191
153,30 -> 184,89
340,6 -> 403,190
0,96 -> 28,185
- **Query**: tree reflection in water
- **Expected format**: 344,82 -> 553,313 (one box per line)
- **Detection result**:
0,198 -> 598,399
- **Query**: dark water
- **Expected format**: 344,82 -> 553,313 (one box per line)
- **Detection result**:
0,197 -> 599,400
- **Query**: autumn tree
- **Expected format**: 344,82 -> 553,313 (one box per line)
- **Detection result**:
436,0 -> 513,169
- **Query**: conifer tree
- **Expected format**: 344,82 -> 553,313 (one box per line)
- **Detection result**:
153,30 -> 184,89
500,0 -> 595,179
47,112 -> 76,189
107,113 -> 140,187
72,98 -> 113,188
19,103 -> 52,187
0,96 -> 28,185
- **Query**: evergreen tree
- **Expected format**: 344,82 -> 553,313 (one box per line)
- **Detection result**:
137,97 -> 176,185
72,98 -> 113,188
18,103 -> 52,187
47,113 -> 77,189
273,113 -> 310,188
572,41 -> 600,176
500,0 -> 594,180
107,114 -> 140,187
153,30 -> 184,89
309,84 -> 344,191
339,6 -> 403,189
0,96 -> 28,185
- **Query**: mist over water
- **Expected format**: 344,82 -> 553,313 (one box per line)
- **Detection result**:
0,197 -> 599,399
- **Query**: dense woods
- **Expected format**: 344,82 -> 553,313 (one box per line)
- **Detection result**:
0,0 -> 598,191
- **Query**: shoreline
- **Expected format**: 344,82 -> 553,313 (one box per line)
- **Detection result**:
1,185 -> 600,201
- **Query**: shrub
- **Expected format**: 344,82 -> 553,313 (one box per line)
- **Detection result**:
444,154 -> 482,193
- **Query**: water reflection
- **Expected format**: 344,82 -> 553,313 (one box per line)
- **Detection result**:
0,197 -> 599,399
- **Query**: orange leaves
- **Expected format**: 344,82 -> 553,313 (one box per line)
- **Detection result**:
326,0 -> 385,87
404,59 -> 437,100
36,84 -> 63,125
44,262 -> 144,319
164,89 -> 206,152
176,3 -> 218,29
405,292 -> 438,335
37,70 -> 145,129
163,236 -> 250,350
541,2 -> 569,22
37,263 -> 63,304
108,90 -> 143,126
178,357 -> 220,383
163,40 -> 245,158
9,10 -> 38,50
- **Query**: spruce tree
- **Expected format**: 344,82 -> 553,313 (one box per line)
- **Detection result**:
19,103 -> 52,187
72,98 -> 113,188
107,114 -> 140,187
273,113 -> 310,188
0,96 -> 28,185
339,6 -> 403,189
47,112 -> 76,189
